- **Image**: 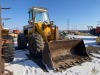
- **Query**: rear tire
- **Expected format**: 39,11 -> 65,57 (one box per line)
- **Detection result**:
17,33 -> 27,49
28,34 -> 44,58
2,35 -> 15,62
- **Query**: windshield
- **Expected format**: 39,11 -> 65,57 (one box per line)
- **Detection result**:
34,10 -> 50,23
29,10 -> 33,20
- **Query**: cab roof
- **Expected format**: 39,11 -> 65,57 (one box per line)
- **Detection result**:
29,6 -> 48,12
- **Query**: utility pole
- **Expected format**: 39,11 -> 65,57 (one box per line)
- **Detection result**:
67,19 -> 70,30
0,4 -> 12,75
87,26 -> 93,31
0,5 -> 10,57
72,25 -> 73,31
97,21 -> 100,26
76,25 -> 77,31
0,4 -> 2,57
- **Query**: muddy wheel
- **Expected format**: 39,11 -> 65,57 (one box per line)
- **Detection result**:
17,33 -> 27,49
28,34 -> 44,58
2,35 -> 15,62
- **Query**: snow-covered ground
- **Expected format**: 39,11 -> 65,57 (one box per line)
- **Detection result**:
5,35 -> 100,75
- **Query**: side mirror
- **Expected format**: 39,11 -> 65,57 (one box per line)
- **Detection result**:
50,21 -> 54,25
28,20 -> 34,25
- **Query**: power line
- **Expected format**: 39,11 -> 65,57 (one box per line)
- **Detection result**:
97,21 -> 100,26
67,19 -> 70,30
76,25 -> 77,30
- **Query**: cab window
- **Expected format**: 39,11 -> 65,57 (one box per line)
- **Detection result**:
29,10 -> 33,20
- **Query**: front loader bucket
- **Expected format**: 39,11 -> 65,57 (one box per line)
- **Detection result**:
42,39 -> 89,71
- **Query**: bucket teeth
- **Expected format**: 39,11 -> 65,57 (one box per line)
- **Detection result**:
59,65 -> 65,69
70,61 -> 75,65
54,68 -> 60,71
74,60 -> 79,63
65,63 -> 71,68
86,57 -> 90,60
82,57 -> 89,61
77,58 -> 82,63
79,59 -> 84,62
42,40 -> 90,71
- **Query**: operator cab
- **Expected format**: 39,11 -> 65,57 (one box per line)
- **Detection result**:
28,7 -> 50,24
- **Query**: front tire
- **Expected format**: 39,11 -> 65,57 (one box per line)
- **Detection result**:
2,35 -> 15,62
17,33 -> 27,49
28,34 -> 44,58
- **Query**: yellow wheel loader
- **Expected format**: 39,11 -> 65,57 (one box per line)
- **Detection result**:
1,27 -> 15,63
0,27 -> 14,75
18,6 -> 89,70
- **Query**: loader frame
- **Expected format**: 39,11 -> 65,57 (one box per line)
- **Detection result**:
18,6 -> 90,71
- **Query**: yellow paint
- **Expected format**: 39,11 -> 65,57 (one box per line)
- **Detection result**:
35,25 -> 48,43
44,26 -> 51,36
28,21 -> 57,42
9,34 -> 18,38
2,28 -> 9,35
